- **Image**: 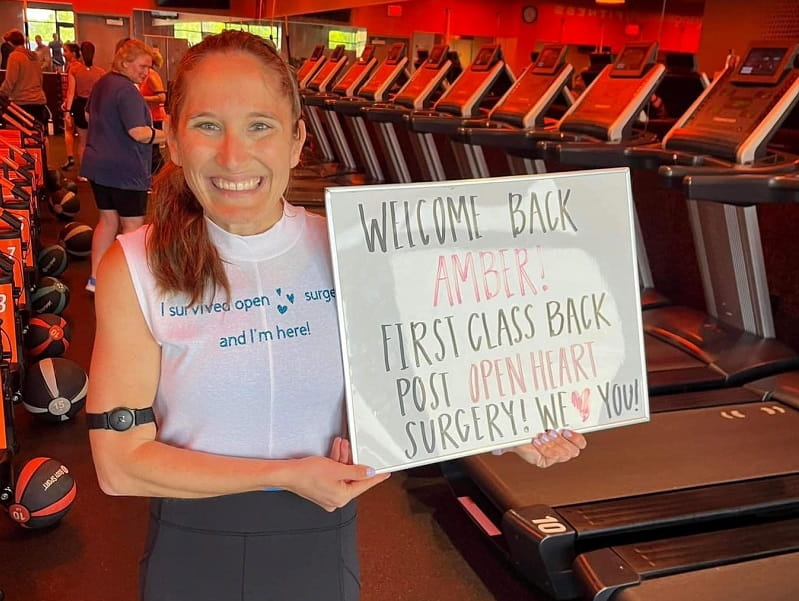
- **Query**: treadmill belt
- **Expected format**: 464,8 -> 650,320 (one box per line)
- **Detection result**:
615,550 -> 799,601
461,401 -> 799,510
644,334 -> 706,370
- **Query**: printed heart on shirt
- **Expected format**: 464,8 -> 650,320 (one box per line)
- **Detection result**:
276,288 -> 282,296
286,293 -> 295,304
571,388 -> 591,422
277,305 -> 288,314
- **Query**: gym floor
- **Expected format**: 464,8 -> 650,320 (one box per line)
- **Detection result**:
0,136 -> 549,601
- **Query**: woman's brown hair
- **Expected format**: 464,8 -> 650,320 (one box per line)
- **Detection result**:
146,30 -> 301,305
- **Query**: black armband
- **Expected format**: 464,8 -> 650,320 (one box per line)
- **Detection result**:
147,126 -> 156,144
87,407 -> 155,431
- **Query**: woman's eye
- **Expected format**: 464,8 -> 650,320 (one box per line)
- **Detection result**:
195,122 -> 220,132
251,122 -> 271,132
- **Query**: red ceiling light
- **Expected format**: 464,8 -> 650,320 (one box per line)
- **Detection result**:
596,0 -> 626,4
387,4 -> 403,17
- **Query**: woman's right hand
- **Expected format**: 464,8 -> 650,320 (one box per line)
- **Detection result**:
286,455 -> 390,512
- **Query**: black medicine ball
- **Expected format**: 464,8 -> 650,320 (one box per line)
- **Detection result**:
37,244 -> 68,277
25,313 -> 71,359
59,222 -> 92,258
8,457 -> 76,528
23,357 -> 88,422
50,189 -> 80,221
30,276 -> 70,315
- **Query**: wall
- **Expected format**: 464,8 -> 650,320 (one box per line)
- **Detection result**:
698,0 -> 799,74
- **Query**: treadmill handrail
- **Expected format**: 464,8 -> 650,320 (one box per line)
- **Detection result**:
660,159 -> 799,181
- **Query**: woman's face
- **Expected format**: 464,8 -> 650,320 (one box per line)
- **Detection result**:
166,50 -> 305,236
122,53 -> 153,85
64,47 -> 74,62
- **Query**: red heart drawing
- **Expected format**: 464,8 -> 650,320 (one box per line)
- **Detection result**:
571,388 -> 591,422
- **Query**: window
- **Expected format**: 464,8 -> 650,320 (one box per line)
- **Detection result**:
172,21 -> 281,49
26,7 -> 75,50
328,29 -> 367,55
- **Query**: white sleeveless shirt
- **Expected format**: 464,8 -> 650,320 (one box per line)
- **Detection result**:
117,203 -> 346,459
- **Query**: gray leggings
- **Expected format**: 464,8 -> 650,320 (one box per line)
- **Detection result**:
140,491 -> 360,601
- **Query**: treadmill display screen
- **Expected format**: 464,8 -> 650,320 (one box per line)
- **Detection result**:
359,45 -> 376,64
471,45 -> 499,71
729,45 -> 793,84
387,42 -> 405,62
427,45 -> 448,66
533,45 -> 565,75
739,48 -> 786,76
614,46 -> 647,77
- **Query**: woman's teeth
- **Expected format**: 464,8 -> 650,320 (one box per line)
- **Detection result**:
212,177 -> 261,191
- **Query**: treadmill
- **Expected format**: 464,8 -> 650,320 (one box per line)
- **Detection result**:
296,44 -> 327,90
557,173 -> 799,601
300,44 -> 349,165
436,43 -> 576,180
363,45 -> 454,183
301,44 -> 378,177
542,42 -> 799,394
323,42 -> 410,184
441,44 -> 799,601
402,43 -> 514,182
462,41 -> 665,172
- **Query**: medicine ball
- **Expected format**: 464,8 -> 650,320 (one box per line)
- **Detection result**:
59,222 -> 92,258
25,314 -> 71,359
37,244 -> 68,277
23,357 -> 88,422
62,178 -> 78,193
8,457 -> 76,529
30,277 -> 70,315
49,189 -> 79,221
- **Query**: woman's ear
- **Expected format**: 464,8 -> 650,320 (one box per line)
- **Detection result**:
164,116 -> 181,167
290,119 -> 307,169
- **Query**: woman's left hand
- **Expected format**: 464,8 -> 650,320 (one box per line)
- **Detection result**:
329,436 -> 353,465
494,429 -> 587,468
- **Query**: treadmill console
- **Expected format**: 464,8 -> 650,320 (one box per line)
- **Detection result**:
533,44 -> 568,75
392,45 -> 451,109
332,45 -> 377,96
491,44 -> 572,127
297,44 -> 326,84
306,44 -> 347,93
358,43 -> 408,101
612,42 -> 657,78
559,41 -> 664,141
664,42 -> 799,163
427,44 -> 448,67
435,44 -> 505,116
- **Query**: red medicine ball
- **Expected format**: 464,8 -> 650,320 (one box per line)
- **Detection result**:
25,314 -> 72,359
8,457 -> 76,529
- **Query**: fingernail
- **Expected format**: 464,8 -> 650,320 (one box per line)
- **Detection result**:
562,429 -> 573,438
366,467 -> 376,477
533,438 -> 543,447
492,449 -> 504,456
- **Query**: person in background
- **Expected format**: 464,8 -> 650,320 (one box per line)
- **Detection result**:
79,39 -> 163,293
34,35 -> 52,71
140,47 -> 167,174
1,33 -> 13,69
0,29 -> 48,131
86,30 -> 587,601
49,33 -> 64,71
65,41 -> 105,178
60,43 -> 82,170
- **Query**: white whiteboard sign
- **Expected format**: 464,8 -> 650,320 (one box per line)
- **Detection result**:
326,169 -> 649,473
